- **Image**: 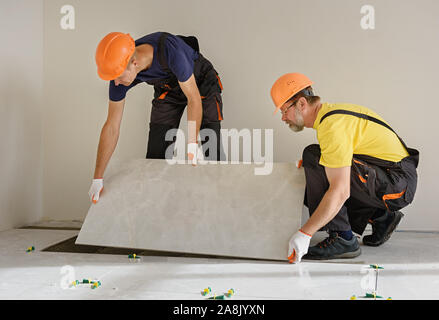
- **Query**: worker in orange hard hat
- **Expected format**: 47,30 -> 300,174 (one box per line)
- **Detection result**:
89,31 -> 225,204
271,73 -> 419,263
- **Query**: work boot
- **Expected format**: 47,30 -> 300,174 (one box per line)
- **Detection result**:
363,211 -> 404,247
303,232 -> 361,260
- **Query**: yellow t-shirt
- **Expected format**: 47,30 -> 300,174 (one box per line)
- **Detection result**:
313,103 -> 409,168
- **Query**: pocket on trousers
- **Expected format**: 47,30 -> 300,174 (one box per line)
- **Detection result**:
381,175 -> 410,211
352,159 -> 376,196
382,189 -> 409,211
202,93 -> 223,123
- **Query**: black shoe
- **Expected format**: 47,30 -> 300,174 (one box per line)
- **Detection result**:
363,211 -> 404,247
303,232 -> 361,260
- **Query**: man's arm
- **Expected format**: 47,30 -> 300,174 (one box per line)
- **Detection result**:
300,166 -> 351,236
93,99 -> 125,178
178,74 -> 202,144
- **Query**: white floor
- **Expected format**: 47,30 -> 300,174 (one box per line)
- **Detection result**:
0,227 -> 439,300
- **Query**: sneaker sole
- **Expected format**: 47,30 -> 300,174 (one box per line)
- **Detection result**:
303,247 -> 362,260
363,212 -> 404,247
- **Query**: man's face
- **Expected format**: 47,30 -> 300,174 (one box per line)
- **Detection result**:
114,60 -> 137,86
280,99 -> 305,132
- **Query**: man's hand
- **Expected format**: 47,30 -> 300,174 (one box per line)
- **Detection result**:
187,142 -> 198,165
288,229 -> 312,263
187,143 -> 204,166
88,179 -> 103,204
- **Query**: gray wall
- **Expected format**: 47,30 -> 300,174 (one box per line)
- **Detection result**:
0,1 -> 44,231
41,0 -> 439,230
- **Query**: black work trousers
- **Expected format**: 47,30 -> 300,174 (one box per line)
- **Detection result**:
145,53 -> 225,161
302,144 -> 418,235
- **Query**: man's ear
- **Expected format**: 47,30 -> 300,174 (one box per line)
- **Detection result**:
297,97 -> 307,111
130,54 -> 137,67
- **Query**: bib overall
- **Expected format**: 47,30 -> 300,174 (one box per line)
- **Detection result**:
145,32 -> 225,161
302,110 -> 419,235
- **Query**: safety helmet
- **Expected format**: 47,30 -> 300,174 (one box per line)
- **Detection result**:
270,73 -> 314,114
95,32 -> 135,80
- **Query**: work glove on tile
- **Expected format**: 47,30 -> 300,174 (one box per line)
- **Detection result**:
88,178 -> 103,204
288,229 -> 312,263
187,142 -> 204,166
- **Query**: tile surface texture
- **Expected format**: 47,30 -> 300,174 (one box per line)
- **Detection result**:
76,159 -> 305,260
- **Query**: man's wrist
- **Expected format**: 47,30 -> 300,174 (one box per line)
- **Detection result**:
299,228 -> 312,238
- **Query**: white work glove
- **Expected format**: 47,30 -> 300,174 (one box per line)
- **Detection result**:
88,178 -> 103,204
288,229 -> 312,263
187,142 -> 204,166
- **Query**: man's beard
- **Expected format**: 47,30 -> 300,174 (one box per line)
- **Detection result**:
288,108 -> 305,132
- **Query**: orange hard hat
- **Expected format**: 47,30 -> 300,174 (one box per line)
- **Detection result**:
95,32 -> 135,80
270,73 -> 314,114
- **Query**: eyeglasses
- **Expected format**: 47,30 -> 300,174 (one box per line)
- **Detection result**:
281,100 -> 297,116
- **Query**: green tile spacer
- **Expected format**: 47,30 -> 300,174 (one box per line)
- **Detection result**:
201,287 -> 211,296
365,292 -> 382,299
90,280 -> 101,289
224,288 -> 235,298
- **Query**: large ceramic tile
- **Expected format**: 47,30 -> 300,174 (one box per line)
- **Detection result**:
76,159 -> 305,260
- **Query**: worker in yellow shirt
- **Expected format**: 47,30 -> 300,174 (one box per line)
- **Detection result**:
270,73 -> 419,262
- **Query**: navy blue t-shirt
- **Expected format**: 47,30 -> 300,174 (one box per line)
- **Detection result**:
109,32 -> 199,102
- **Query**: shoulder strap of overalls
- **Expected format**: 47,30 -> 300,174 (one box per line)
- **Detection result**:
158,32 -> 172,75
319,109 -> 410,152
